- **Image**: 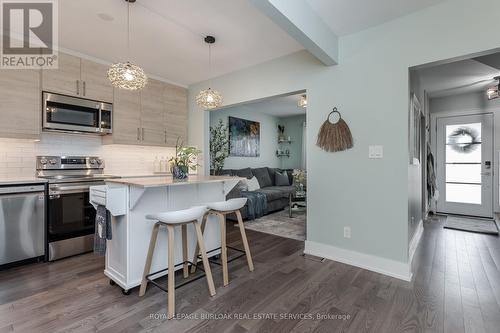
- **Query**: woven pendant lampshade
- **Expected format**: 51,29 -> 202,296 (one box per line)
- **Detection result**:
196,36 -> 223,110
196,87 -> 223,110
108,0 -> 147,91
108,61 -> 147,91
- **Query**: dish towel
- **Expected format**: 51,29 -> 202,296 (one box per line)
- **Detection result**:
94,205 -> 112,256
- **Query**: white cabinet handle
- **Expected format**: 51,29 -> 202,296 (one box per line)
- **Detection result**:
76,80 -> 80,95
83,81 -> 86,96
142,128 -> 145,141
137,128 -> 140,140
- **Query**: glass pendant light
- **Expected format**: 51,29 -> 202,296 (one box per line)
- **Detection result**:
487,76 -> 500,100
298,95 -> 307,108
196,36 -> 223,110
108,0 -> 147,91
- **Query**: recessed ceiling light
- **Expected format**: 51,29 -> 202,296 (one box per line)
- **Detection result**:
98,13 -> 114,22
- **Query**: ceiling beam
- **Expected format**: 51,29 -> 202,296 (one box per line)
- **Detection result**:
249,0 -> 338,66
474,54 -> 500,71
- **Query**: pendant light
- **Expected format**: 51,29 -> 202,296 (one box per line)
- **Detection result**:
487,76 -> 500,100
298,95 -> 307,108
107,0 -> 147,91
196,36 -> 223,109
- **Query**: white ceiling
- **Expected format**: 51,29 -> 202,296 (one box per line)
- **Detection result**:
59,0 -> 302,86
223,93 -> 307,117
58,0 -> 451,87
416,57 -> 500,98
253,94 -> 307,117
305,0 -> 444,36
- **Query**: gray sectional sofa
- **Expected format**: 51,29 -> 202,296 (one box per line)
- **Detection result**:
214,167 -> 295,220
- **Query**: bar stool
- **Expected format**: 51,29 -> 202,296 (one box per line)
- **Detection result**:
191,198 -> 254,286
139,205 -> 216,319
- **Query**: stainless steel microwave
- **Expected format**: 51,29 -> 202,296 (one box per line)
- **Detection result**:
42,92 -> 112,135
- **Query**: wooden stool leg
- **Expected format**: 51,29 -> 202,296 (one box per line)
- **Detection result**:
181,224 -> 189,278
139,223 -> 160,297
190,213 -> 208,273
166,225 -> 176,319
193,221 -> 216,296
235,210 -> 254,272
218,212 -> 229,286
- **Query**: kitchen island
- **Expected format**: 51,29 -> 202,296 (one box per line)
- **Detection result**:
90,175 -> 242,293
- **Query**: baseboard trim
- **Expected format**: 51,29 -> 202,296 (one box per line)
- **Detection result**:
409,219 -> 424,265
304,240 -> 412,282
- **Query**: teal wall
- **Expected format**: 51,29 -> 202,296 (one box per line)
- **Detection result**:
209,106 -> 280,169
188,0 -> 500,274
277,115 -> 306,170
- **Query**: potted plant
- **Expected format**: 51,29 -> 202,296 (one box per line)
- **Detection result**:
292,169 -> 306,194
169,138 -> 201,180
209,119 -> 229,175
278,124 -> 285,142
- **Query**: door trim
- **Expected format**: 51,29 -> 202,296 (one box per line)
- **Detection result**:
435,113 -> 494,218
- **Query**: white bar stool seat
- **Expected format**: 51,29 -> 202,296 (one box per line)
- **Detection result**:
191,198 -> 254,287
206,198 -> 247,212
146,206 -> 208,224
139,205 -> 216,320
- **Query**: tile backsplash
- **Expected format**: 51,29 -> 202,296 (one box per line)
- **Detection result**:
0,133 -> 176,178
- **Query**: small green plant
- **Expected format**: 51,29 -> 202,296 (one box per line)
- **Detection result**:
209,119 -> 229,175
169,138 -> 201,178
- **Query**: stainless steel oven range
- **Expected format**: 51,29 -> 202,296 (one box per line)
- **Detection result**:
36,156 -> 119,261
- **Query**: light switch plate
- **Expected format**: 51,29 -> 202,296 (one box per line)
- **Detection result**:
369,145 -> 383,159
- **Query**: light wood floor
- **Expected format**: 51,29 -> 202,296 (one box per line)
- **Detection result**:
1,215 -> 500,332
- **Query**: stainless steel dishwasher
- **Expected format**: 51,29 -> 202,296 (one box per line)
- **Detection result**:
0,184 -> 45,266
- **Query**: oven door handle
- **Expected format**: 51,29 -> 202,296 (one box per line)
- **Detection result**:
49,185 -> 92,196
49,189 -> 90,196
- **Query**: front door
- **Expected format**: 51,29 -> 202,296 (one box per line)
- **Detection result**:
436,114 -> 493,218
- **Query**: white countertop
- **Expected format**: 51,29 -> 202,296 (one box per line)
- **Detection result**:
105,175 -> 242,188
0,177 -> 48,186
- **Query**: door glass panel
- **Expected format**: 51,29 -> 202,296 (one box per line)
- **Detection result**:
445,123 -> 481,163
445,145 -> 481,163
446,183 -> 481,204
446,123 -> 481,144
445,164 -> 481,184
445,122 -> 483,204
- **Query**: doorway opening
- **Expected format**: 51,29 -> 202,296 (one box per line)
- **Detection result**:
410,49 -> 500,234
206,91 -> 307,242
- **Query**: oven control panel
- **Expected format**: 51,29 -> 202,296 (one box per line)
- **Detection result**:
36,156 -> 104,170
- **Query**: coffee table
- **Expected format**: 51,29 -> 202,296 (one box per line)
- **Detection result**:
289,191 -> 307,218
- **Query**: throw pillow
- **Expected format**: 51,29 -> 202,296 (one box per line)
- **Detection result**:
275,170 -> 291,186
236,179 -> 249,191
252,167 -> 272,188
247,176 -> 261,191
234,167 -> 253,179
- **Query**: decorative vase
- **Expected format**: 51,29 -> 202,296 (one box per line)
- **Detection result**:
172,165 -> 188,180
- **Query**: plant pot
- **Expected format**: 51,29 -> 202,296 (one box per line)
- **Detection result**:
172,165 -> 189,180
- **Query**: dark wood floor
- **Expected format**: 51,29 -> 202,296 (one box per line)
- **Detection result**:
1,215 -> 500,332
